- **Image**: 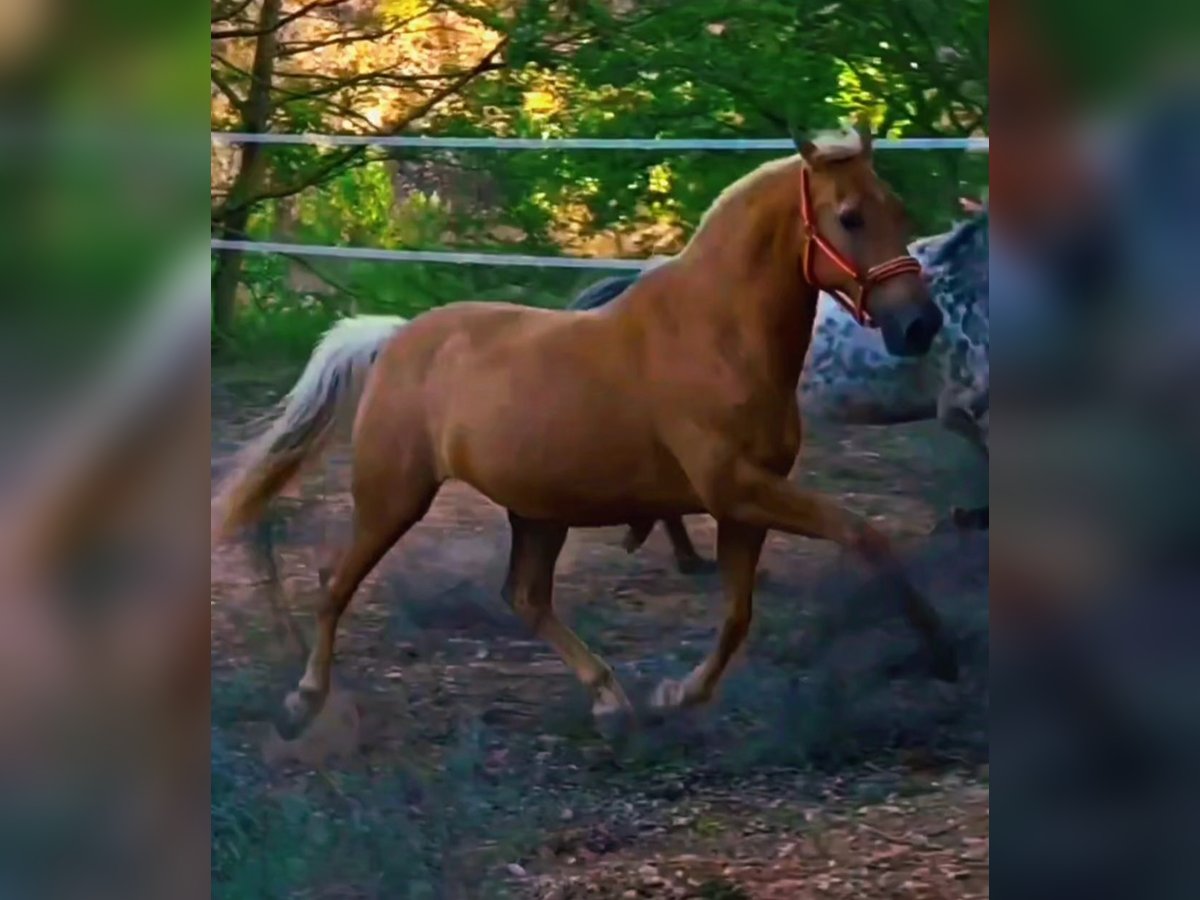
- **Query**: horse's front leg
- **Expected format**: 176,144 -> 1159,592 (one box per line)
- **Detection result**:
692,456 -> 959,682
651,520 -> 765,709
936,397 -> 989,531
938,402 -> 989,462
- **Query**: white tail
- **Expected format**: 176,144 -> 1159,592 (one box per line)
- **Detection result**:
211,314 -> 406,541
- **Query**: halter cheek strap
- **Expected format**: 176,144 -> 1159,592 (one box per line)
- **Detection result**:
799,166 -> 924,327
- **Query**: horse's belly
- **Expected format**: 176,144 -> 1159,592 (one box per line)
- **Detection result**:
455,433 -> 701,526
436,370 -> 698,525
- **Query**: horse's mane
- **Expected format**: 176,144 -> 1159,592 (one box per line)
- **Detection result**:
689,127 -> 867,241
567,274 -> 639,311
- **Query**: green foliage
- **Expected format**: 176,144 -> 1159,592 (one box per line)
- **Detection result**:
222,255 -> 609,362
218,0 -> 988,360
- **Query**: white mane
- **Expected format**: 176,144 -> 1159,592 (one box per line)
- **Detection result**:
808,127 -> 865,162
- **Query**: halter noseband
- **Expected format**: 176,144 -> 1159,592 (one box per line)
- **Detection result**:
799,165 -> 924,327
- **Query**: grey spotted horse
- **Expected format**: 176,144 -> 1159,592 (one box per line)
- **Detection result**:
568,208 -> 990,573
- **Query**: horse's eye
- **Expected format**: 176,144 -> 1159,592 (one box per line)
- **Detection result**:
838,208 -> 865,231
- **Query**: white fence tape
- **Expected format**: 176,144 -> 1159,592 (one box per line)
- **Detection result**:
212,239 -> 654,270
212,132 -> 987,268
211,133 -> 988,152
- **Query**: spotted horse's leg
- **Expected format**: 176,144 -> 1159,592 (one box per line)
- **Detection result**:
934,393 -> 989,533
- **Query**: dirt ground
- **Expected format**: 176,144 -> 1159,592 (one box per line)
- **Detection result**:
211,374 -> 989,900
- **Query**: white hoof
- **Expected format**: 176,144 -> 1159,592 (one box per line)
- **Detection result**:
650,678 -> 688,710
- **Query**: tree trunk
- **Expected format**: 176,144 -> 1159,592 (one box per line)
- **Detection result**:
211,0 -> 281,352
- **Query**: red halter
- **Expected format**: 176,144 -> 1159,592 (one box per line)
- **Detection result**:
799,165 -> 924,327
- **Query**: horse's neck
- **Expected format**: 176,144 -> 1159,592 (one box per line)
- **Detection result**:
675,204 -> 816,389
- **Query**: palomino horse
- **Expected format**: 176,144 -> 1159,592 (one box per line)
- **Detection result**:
570,205 -> 990,572
212,123 -> 959,740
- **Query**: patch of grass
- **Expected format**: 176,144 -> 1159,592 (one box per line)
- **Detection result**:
567,602 -> 627,655
692,816 -> 729,838
696,877 -> 752,900
210,664 -> 278,728
211,717 -> 548,899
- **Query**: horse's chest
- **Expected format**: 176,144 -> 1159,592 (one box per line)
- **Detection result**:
731,396 -> 801,473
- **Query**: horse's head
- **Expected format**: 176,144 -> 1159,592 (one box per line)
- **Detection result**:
792,119 -> 944,357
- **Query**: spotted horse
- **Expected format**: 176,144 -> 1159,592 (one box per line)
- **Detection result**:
569,206 -> 990,573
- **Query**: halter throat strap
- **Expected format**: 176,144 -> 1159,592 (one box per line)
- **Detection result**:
799,165 -> 924,326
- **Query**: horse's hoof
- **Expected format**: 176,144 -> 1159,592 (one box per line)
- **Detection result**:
933,507 -> 989,534
649,677 -> 690,710
274,689 -> 322,741
593,704 -> 636,742
591,677 -> 636,737
930,643 -> 960,683
676,556 -> 717,576
952,506 -> 989,531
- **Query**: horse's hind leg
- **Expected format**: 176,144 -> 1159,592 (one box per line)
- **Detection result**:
278,447 -> 440,739
622,517 -> 714,574
621,519 -> 654,553
662,516 -> 715,574
506,513 -> 633,729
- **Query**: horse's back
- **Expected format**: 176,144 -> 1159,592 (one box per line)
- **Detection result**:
384,300 -> 558,357
365,298 -> 690,520
374,298 -> 636,424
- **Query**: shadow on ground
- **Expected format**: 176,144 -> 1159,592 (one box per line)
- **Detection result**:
214,518 -> 987,899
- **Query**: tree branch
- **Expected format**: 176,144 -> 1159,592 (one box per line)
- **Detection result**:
271,4 -> 437,56
273,22 -> 410,57
274,88 -> 383,132
210,66 -> 246,115
275,62 -> 505,103
211,0 -> 355,40
215,36 -> 510,218
884,0 -> 983,133
280,252 -> 374,309
211,0 -> 256,24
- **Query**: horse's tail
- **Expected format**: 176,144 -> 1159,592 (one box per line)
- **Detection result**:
211,314 -> 406,542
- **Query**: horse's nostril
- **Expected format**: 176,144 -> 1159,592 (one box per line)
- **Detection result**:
905,317 -> 936,351
880,303 -> 942,357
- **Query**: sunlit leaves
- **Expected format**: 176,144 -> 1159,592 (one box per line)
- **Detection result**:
380,0 -> 434,26
647,163 -> 672,195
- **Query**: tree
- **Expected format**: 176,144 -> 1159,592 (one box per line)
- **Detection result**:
210,0 -> 509,347
210,0 -> 988,346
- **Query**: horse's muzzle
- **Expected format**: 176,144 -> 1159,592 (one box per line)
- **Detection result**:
879,300 -> 944,357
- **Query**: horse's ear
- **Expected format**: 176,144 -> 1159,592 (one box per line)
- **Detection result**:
788,122 -> 818,164
853,112 -> 874,155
